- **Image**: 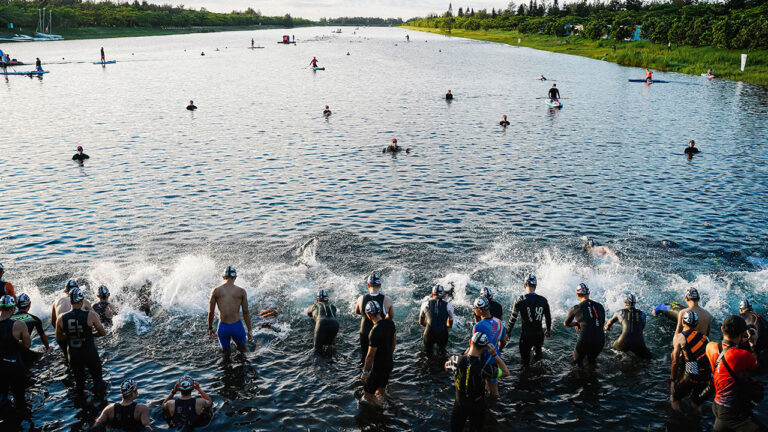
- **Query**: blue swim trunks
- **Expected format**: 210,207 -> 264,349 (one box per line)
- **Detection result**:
217,321 -> 247,350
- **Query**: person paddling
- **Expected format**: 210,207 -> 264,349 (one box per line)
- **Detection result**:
309,57 -> 319,68
645,69 -> 653,82
35,58 -> 42,72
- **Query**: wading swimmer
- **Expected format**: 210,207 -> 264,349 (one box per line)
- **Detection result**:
52,279 -> 92,362
186,100 -> 197,111
446,332 -> 510,432
479,287 -> 503,322
0,295 -> 30,417
306,289 -> 339,356
91,379 -> 152,432
564,283 -> 606,367
419,284 -> 454,355
361,300 -> 396,407
207,266 -> 252,356
92,285 -> 117,327
100,47 -> 105,64
670,311 -> 712,417
499,115 -> 510,127
740,299 -> 768,368
382,138 -> 410,154
56,287 -> 107,396
505,274 -> 552,368
323,105 -> 332,117
35,57 -> 42,72
583,237 -> 619,263
605,293 -> 652,359
355,272 -> 393,364
445,89 -> 453,100
0,262 -> 16,299
12,293 -> 50,367
674,288 -> 712,337
471,296 -> 506,397
72,146 -> 90,162
684,140 -> 700,157
162,375 -> 213,429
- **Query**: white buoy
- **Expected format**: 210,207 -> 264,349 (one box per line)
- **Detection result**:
741,54 -> 748,72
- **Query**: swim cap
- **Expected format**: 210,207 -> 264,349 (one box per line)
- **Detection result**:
552,84 -> 556,87
17,293 -> 31,309
685,287 -> 699,301
121,379 -> 138,396
586,238 -> 598,248
76,146 -> 83,151
316,289 -> 329,302
739,299 -> 752,311
524,274 -> 537,287
69,287 -> 84,304
624,293 -> 636,306
177,376 -> 194,392
367,272 -> 382,286
431,284 -> 445,299
471,331 -> 489,346
480,287 -> 494,300
223,266 -> 237,278
576,283 -> 590,296
391,138 -> 397,144
65,279 -> 79,293
365,300 -> 382,315
97,285 -> 110,298
189,100 -> 193,104
0,295 -> 15,309
325,105 -> 329,109
502,115 -> 507,119
682,310 -> 698,327
473,296 -> 489,310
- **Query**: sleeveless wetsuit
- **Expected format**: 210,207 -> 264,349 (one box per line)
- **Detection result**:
0,318 -> 26,412
565,300 -> 606,366
508,293 -> 552,367
422,299 -> 450,354
673,330 -> 713,405
112,402 -> 144,432
447,354 -> 501,432
11,311 -> 45,366
359,293 -> 385,363
61,308 -> 105,394
92,301 -> 112,326
311,302 -> 339,353
610,308 -> 652,359
171,397 -> 199,428
364,318 -> 396,394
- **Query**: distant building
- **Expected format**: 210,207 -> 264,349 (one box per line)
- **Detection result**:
632,25 -> 646,41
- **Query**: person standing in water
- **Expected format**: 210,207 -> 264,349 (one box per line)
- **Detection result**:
564,283 -> 606,367
12,293 -> 50,367
471,296 -> 506,397
52,279 -> 92,361
548,84 -> 560,101
605,293 -> 652,359
100,47 -> 105,64
0,295 -> 30,417
0,262 -> 16,299
506,274 -> 552,368
251,38 -> 254,48
419,284 -> 454,355
92,285 -> 117,327
670,310 -> 713,416
355,272 -> 393,364
186,100 -> 197,111
361,300 -> 396,407
674,288 -> 712,337
684,140 -> 700,156
91,379 -> 152,432
306,289 -> 339,356
323,105 -> 332,117
499,115 -> 510,127
207,266 -> 253,357
72,146 -> 90,162
445,90 -> 453,100
35,57 -> 42,72
162,375 -> 213,429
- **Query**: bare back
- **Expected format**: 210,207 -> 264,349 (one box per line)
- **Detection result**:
54,295 -> 92,319
211,283 -> 247,324
675,304 -> 712,336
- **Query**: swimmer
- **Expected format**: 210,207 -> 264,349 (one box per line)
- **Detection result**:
257,305 -> 279,329
505,274 -> 552,368
445,332 -> 509,431
306,289 -> 339,356
445,89 -> 453,100
653,301 -> 685,322
162,375 -> 213,429
100,47 -> 105,63
739,299 -> 768,365
0,295 -> 30,416
361,300 -> 396,407
478,287 -> 503,322
92,285 -> 117,326
35,57 -> 42,72
382,138 -> 410,154
419,284 -> 455,355
72,146 -> 90,162
605,293 -> 652,359
207,266 -> 253,356
564,283 -> 606,367
323,105 -> 332,117
251,38 -> 254,48
684,140 -> 700,156
540,74 -> 547,81
355,272 -> 394,363
670,310 -> 713,416
52,279 -> 92,362
471,296 -> 506,397
499,115 -> 510,127
674,288 -> 712,337
138,281 -> 151,316
0,262 -> 16,298
186,100 -> 197,111
12,293 -> 50,367
584,237 -> 619,263
91,379 -> 152,432
548,83 -> 560,101
55,287 -> 107,396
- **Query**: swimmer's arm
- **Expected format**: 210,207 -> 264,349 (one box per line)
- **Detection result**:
136,404 -> 152,428
385,297 -> 394,320
163,384 -> 180,404
507,298 -> 520,334
55,318 -> 66,342
93,404 -> 113,427
16,322 -> 31,349
90,311 -> 107,337
207,290 -> 216,334
354,296 -> 362,315
447,303 -> 455,328
674,313 -> 684,336
35,317 -> 50,349
240,290 -> 252,338
605,313 -> 619,331
106,304 -> 117,320
487,345 -> 510,378
418,303 -> 427,327
392,332 -> 397,353
363,346 -> 376,374
544,302 -> 552,335
84,299 -> 92,311
306,305 -> 315,317
564,309 -> 576,327
51,303 -> 58,328
195,382 -> 212,405
670,339 -> 682,381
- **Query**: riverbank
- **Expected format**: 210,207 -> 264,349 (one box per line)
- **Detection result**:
402,26 -> 768,86
1,25 -> 293,42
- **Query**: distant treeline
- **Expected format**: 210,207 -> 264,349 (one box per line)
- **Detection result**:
407,1 -> 768,50
318,17 -> 404,26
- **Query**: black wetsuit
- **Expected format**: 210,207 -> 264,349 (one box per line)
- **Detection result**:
11,311 -> 46,366
310,302 -> 339,353
72,152 -> 90,161
548,88 -> 560,99
93,301 -> 112,326
186,104 -> 197,111
359,293 -> 385,363
489,300 -> 503,322
422,299 -> 450,354
508,293 -> 552,367
684,147 -> 700,155
609,308 -> 652,359
0,317 -> 26,412
673,329 -> 713,405
654,302 -> 684,322
448,354 -> 499,432
112,402 -> 144,432
445,93 -> 453,100
565,300 -> 606,366
61,308 -> 105,394
499,120 -> 510,127
364,318 -> 395,394
170,397 -> 198,428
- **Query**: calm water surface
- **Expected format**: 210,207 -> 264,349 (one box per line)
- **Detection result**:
1,26 -> 768,431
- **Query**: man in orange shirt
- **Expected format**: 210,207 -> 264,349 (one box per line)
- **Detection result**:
0,263 -> 15,299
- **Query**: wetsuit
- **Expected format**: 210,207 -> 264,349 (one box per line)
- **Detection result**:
170,397 -> 199,428
364,318 -> 395,394
508,293 -> 551,367
684,146 -> 700,155
72,152 -> 90,161
186,104 -> 197,111
446,354 -> 501,432
359,293 -> 385,363
92,301 -> 112,326
0,317 -> 26,413
420,299 -> 454,354
112,402 -> 144,432
608,308 -> 652,359
11,311 -> 46,366
61,308 -> 105,394
489,300 -> 503,322
445,93 -> 453,100
323,109 -> 331,116
565,299 -> 606,366
672,330 -> 713,405
654,302 -> 684,323
499,120 -> 510,127
548,88 -> 560,100
309,302 -> 339,353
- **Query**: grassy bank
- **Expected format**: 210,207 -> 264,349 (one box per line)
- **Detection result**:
5,25 -> 294,41
402,26 -> 768,86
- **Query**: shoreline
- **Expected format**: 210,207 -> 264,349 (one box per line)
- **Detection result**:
402,26 -> 768,86
1,25 -> 301,42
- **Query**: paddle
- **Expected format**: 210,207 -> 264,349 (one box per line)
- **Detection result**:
536,97 -> 569,99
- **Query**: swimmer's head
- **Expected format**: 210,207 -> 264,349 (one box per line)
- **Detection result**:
689,140 -> 695,147
585,238 -> 598,249
177,375 -> 195,395
682,310 -> 699,328
447,90 -> 451,93
524,274 -> 537,289
364,300 -> 382,317
76,146 -> 83,153
17,293 -> 31,310
316,289 -> 329,302
721,315 -> 747,340
480,287 -> 494,301
0,295 -> 15,312
189,100 -> 194,104
624,293 -> 636,307
739,299 -> 752,312
97,285 -> 110,299
65,279 -> 79,293
473,296 -> 489,311
223,266 -> 237,279
367,272 -> 382,288
502,115 -> 507,119
576,283 -> 590,297
391,138 -> 398,144
470,331 -> 489,347
121,379 -> 138,397
552,84 -> 556,87
685,287 -> 699,302
325,105 -> 329,109
69,287 -> 84,305
431,284 -> 445,299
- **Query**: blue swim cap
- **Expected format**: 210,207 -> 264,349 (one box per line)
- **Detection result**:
367,272 -> 382,286
65,279 -> 79,293
97,285 -> 110,298
365,300 -> 382,315
525,274 -> 537,287
431,285 -> 445,299
177,376 -> 194,392
0,295 -> 15,309
471,332 -> 489,346
69,288 -> 84,304
473,296 -> 489,310
17,293 -> 31,309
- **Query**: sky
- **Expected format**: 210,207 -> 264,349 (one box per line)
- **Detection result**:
162,0 -> 511,20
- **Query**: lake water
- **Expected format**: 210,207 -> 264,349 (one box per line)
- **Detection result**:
1,26 -> 767,431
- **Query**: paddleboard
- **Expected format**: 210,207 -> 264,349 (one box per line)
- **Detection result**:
94,60 -> 117,64
701,73 -> 715,79
546,98 -> 563,108
312,67 -> 325,71
248,46 -> 265,49
0,70 -> 49,76
628,79 -> 669,83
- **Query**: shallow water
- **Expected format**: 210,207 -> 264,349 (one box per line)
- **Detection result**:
1,26 -> 768,431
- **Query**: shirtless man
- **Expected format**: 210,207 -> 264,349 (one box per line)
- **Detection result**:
52,279 -> 92,361
674,287 -> 712,337
207,266 -> 252,355
354,273 -> 394,363
584,238 -> 619,263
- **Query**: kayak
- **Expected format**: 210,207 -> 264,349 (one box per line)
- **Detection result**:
546,98 -> 563,108
0,70 -> 49,76
628,79 -> 669,83
0,61 -> 24,66
701,73 -> 715,79
312,67 -> 325,71
94,60 -> 117,64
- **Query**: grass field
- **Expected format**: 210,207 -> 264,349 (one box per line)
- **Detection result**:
402,26 -> 768,86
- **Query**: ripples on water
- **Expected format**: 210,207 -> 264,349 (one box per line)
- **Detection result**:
1,27 -> 767,431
